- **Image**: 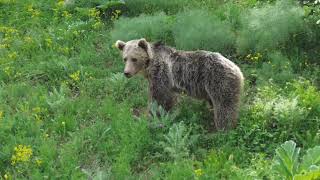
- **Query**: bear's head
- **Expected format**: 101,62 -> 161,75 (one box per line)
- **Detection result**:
115,38 -> 152,78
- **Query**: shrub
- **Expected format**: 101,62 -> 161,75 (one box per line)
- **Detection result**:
64,0 -> 102,8
110,12 -> 173,43
173,10 -> 236,54
252,83 -> 308,128
100,99 -> 151,178
212,2 -> 244,30
271,97 -> 307,128
202,150 -> 243,179
162,160 -> 195,179
106,73 -> 147,103
160,122 -> 194,160
124,0 -> 188,15
291,80 -> 320,118
234,82 -> 314,154
236,0 -> 304,54
256,52 -> 296,85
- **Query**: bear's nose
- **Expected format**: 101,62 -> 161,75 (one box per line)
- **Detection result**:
124,72 -> 131,78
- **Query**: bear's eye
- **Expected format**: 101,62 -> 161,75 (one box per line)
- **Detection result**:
123,58 -> 127,62
132,58 -> 138,62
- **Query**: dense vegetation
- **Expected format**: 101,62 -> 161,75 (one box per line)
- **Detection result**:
0,0 -> 320,179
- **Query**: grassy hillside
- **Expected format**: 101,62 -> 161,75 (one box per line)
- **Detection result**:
0,0 -> 320,179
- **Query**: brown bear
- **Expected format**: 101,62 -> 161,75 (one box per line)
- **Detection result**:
115,38 -> 244,130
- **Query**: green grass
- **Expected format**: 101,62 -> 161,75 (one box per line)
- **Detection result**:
0,0 -> 320,179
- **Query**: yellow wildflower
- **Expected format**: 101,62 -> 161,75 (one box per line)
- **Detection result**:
35,158 -> 42,166
57,0 -> 64,7
61,80 -> 69,85
24,36 -> 33,43
256,52 -> 262,58
3,37 -> 11,43
34,114 -> 42,123
194,168 -> 203,177
27,5 -> 40,17
27,5 -> 33,12
72,30 -> 79,36
31,10 -> 40,17
8,52 -> 17,59
92,20 -> 102,29
45,38 -> 52,47
44,133 -> 49,138
62,10 -> 71,18
4,66 -> 12,76
11,145 -> 33,165
59,47 -> 70,54
89,8 -> 100,18
1,0 -> 15,4
111,10 -> 121,21
69,70 -> 80,82
32,107 -> 47,123
14,72 -> 22,79
246,52 -> 262,62
32,107 -> 41,113
4,173 -> 9,180
0,44 -> 9,49
0,26 -> 17,34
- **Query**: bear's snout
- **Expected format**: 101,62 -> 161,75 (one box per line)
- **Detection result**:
124,71 -> 132,78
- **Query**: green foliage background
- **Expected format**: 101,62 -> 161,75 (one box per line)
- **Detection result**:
0,0 -> 320,179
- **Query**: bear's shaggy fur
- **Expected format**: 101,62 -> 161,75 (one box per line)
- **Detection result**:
115,38 -> 244,130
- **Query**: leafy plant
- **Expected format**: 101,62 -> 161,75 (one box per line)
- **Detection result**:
46,84 -> 69,110
148,101 -> 176,129
273,140 -> 300,179
160,122 -> 197,160
106,72 -> 146,102
273,140 -> 320,179
300,146 -> 320,171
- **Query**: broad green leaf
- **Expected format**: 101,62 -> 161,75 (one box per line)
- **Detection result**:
273,140 -> 300,179
294,169 -> 320,180
301,146 -> 320,171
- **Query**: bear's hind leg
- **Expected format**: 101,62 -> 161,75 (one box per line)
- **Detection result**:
212,102 -> 238,130
206,99 -> 216,131
207,93 -> 240,131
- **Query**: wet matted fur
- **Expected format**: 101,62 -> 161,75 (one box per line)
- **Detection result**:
115,38 -> 244,130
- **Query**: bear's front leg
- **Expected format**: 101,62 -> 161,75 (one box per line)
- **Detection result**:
148,82 -> 176,116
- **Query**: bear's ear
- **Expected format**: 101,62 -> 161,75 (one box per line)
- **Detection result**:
115,40 -> 126,51
138,38 -> 148,51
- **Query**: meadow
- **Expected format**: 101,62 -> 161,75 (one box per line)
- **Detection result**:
0,0 -> 320,179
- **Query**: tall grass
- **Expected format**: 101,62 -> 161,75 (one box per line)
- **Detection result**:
236,0 -> 304,54
173,10 -> 236,53
110,12 -> 173,43
1,0 -> 320,179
